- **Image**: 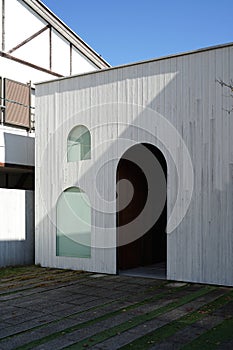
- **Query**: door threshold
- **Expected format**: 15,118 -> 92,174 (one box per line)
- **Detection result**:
119,262 -> 167,280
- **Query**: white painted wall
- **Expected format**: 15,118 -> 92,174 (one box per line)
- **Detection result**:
0,126 -> 34,166
0,0 -> 103,168
72,46 -> 96,75
0,56 -> 55,85
0,189 -> 34,266
1,0 -> 98,81
0,1 -> 2,47
4,0 -> 48,53
0,189 -> 26,240
13,29 -> 51,70
51,30 -> 70,76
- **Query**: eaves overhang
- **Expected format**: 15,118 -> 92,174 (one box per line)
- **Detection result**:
22,0 -> 111,69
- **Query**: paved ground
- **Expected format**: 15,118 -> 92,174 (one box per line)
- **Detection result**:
0,266 -> 233,350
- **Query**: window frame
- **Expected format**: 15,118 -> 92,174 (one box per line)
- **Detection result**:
67,125 -> 91,162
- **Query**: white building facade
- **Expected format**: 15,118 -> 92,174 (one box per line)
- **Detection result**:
0,0 -> 109,266
36,43 -> 233,286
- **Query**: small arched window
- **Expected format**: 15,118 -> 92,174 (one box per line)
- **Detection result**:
67,125 -> 91,162
56,187 -> 91,258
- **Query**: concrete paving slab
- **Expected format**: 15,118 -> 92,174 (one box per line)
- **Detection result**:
0,266 -> 232,350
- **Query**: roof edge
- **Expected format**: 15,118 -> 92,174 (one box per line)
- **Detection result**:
35,42 -> 233,86
22,0 -> 111,69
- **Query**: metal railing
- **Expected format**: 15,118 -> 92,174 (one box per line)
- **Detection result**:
0,77 -> 35,131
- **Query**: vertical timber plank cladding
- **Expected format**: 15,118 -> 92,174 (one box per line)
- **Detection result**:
36,44 -> 233,285
4,78 -> 30,128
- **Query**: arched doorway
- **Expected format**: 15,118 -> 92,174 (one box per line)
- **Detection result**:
117,143 -> 167,276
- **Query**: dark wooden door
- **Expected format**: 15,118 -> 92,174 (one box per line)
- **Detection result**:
117,144 -> 167,270
117,158 -> 148,269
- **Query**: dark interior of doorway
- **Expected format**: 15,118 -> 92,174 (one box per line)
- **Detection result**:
117,143 -> 167,279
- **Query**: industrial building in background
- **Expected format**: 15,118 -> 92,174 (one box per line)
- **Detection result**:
0,0 -> 109,266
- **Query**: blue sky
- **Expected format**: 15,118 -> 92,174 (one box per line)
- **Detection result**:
42,0 -> 233,66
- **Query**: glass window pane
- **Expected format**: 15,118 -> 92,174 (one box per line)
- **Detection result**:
67,141 -> 82,162
67,125 -> 91,162
56,187 -> 91,258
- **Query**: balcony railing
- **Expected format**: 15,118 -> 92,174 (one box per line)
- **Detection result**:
0,77 -> 35,131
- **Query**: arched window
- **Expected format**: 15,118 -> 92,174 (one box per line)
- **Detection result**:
67,125 -> 91,162
56,187 -> 91,258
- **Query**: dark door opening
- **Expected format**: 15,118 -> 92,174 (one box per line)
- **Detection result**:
117,143 -> 167,273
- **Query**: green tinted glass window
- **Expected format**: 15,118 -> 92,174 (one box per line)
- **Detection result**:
67,125 -> 91,162
56,187 -> 91,258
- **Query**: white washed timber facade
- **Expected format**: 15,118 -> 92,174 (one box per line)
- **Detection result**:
0,0 -> 109,266
36,43 -> 233,286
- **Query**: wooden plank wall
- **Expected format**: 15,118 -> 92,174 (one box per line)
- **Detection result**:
35,44 -> 233,285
